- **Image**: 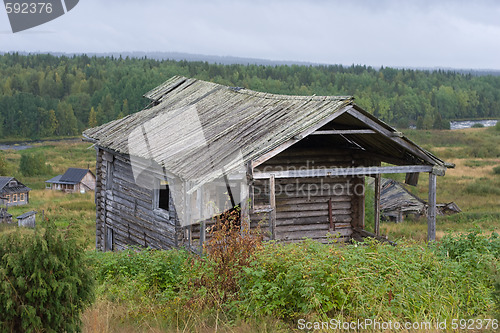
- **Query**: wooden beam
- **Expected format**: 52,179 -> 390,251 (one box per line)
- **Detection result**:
240,182 -> 250,232
328,198 -> 334,231
374,174 -> 381,236
269,175 -> 276,240
251,105 -> 353,168
254,165 -> 434,179
311,129 -> 376,135
427,172 -> 437,242
197,188 -> 205,248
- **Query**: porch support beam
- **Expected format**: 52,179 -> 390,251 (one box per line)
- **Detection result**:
427,172 -> 437,242
374,174 -> 381,236
311,129 -> 376,135
254,165 -> 435,179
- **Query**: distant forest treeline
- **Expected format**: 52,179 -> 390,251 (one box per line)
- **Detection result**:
1,52 -> 500,139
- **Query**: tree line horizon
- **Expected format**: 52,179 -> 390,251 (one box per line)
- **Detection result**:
0,52 -> 499,140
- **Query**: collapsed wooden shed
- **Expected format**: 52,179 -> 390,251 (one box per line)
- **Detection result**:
367,177 -> 461,222
83,76 -> 453,251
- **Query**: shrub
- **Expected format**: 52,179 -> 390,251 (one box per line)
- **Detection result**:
0,221 -> 94,332
19,152 -> 52,176
494,166 -> 500,175
200,207 -> 263,303
494,273 -> 500,320
472,122 -> 485,128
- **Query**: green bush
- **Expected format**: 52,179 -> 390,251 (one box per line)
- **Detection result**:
0,222 -> 94,332
494,166 -> 500,175
19,152 -> 52,177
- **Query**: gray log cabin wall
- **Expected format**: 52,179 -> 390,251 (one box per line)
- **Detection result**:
95,147 -> 179,251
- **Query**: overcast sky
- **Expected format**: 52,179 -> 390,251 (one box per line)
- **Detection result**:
1,0 -> 500,69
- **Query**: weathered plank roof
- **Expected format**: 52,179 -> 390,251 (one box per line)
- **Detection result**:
83,76 -> 447,186
0,177 -> 31,194
16,210 -> 36,219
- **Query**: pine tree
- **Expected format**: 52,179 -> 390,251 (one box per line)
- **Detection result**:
88,106 -> 97,128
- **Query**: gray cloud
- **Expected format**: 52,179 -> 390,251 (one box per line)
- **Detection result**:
1,0 -> 499,69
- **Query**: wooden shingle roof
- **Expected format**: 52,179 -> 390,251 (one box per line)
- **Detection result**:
83,76 -> 447,186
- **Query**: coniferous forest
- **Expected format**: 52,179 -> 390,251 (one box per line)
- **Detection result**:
1,52 -> 500,140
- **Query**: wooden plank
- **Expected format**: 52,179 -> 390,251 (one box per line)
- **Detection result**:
276,196 -> 351,205
277,210 -> 351,219
254,165 -> 434,179
277,227 -> 352,240
276,202 -> 351,212
276,223 -> 351,233
374,174 -> 381,236
198,189 -> 206,247
427,172 -> 437,242
275,177 -> 351,184
276,215 -> 352,226
240,182 -> 250,232
310,129 -> 376,135
328,198 -> 334,230
269,175 -> 276,240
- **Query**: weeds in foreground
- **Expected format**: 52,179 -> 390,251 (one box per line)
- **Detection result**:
200,207 -> 263,304
86,228 -> 498,331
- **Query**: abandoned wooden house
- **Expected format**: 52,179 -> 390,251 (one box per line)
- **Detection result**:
0,177 -> 31,207
83,76 -> 453,251
45,168 -> 96,193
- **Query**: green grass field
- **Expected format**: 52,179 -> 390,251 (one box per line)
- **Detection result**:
1,127 -> 499,332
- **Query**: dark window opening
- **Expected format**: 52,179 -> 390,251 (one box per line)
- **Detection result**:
158,181 -> 169,210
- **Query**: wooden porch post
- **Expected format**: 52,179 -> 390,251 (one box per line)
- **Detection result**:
197,188 -> 205,248
374,174 -> 381,236
240,182 -> 250,232
184,182 -> 192,246
427,172 -> 437,242
269,174 -> 276,240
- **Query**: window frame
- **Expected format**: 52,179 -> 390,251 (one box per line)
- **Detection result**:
153,179 -> 170,211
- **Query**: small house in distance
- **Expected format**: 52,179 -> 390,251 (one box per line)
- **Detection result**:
83,76 -> 453,252
0,177 -> 31,206
45,168 -> 96,193
17,210 -> 36,228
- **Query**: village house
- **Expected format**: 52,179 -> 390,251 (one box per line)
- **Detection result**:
83,76 -> 453,252
0,177 -> 31,207
45,168 -> 96,193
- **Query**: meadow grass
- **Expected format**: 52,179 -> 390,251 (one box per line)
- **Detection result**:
1,129 -> 500,332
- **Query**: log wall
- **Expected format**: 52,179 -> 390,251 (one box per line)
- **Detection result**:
95,147 -> 179,251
